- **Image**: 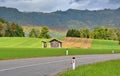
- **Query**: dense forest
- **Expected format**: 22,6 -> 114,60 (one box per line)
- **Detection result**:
0,7 -> 120,29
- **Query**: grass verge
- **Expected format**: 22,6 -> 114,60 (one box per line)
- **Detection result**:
59,59 -> 120,76
0,48 -> 120,60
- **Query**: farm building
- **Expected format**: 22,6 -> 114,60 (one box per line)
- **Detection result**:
42,41 -> 47,48
50,39 -> 62,48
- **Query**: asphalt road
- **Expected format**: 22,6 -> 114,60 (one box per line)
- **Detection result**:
0,54 -> 120,76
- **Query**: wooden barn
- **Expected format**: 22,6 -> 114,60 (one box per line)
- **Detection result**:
50,39 -> 62,48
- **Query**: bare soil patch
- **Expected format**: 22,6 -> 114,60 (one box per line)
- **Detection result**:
62,37 -> 92,48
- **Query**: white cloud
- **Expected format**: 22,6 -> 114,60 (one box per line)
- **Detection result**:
0,0 -> 120,12
70,0 -> 90,10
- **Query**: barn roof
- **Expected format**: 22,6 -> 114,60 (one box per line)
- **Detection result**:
50,39 -> 62,43
41,41 -> 47,43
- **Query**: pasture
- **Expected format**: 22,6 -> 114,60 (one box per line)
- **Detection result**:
59,59 -> 120,76
0,37 -> 120,60
92,39 -> 120,49
0,37 -> 120,49
0,37 -> 50,48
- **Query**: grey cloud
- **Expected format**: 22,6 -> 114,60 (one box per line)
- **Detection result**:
0,0 -> 120,12
74,0 -> 81,2
0,0 -> 5,2
70,0 -> 120,10
109,0 -> 120,4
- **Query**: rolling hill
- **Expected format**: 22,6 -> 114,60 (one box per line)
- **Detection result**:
0,7 -> 120,29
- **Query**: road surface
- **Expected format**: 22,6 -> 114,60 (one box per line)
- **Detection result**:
0,54 -> 120,76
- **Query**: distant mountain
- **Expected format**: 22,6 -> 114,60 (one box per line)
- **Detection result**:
0,7 -> 120,29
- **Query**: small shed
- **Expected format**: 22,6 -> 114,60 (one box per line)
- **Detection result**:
42,41 -> 47,48
50,39 -> 62,48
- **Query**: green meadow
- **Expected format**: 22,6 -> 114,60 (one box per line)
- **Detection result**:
0,37 -> 50,48
0,37 -> 119,49
59,59 -> 120,76
92,39 -> 120,49
0,37 -> 120,60
0,48 -> 120,60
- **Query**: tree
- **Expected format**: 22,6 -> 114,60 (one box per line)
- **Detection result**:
29,26 -> 50,38
15,24 -> 24,37
8,23 -> 24,37
66,29 -> 80,37
29,28 -> 39,38
40,26 -> 51,38
91,27 -> 117,40
114,28 -> 120,45
0,18 -> 24,37
116,31 -> 120,45
118,38 -> 120,45
107,28 -> 118,40
0,22 -> 3,37
80,28 -> 90,38
0,22 -> 8,37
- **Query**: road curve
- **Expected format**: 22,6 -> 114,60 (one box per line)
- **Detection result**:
0,54 -> 120,76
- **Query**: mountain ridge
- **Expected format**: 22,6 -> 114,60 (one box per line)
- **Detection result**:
0,7 -> 120,29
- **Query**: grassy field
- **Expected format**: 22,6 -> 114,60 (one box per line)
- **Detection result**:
0,48 -> 120,60
59,59 -> 120,76
0,37 -> 120,60
0,37 -> 51,48
0,48 -> 65,60
0,37 -> 119,49
92,39 -> 120,49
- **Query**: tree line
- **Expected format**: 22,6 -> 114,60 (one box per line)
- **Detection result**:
0,18 -> 24,37
0,18 -> 51,38
66,27 -> 120,44
29,26 -> 51,39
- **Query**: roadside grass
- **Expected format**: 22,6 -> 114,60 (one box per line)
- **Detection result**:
0,48 -> 120,60
59,59 -> 120,76
0,48 -> 65,59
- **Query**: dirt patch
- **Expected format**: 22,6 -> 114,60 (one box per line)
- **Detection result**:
62,37 -> 92,48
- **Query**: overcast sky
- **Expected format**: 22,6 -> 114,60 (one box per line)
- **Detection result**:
0,0 -> 120,12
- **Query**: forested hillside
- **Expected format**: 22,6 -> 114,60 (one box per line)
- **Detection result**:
0,7 -> 120,29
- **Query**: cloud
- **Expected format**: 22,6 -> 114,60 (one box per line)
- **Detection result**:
0,0 -> 5,2
0,0 -> 71,12
0,0 -> 120,12
70,0 -> 120,10
109,0 -> 120,4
